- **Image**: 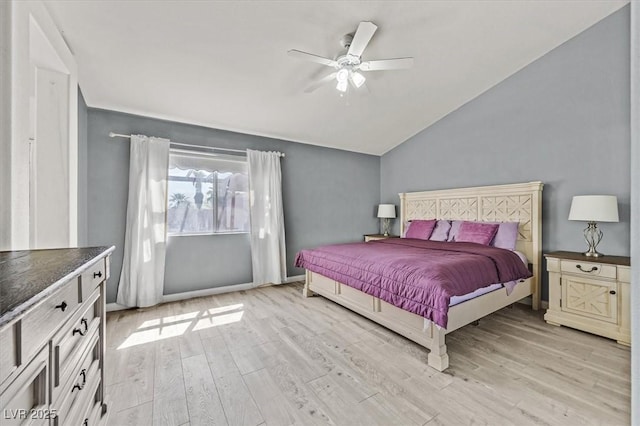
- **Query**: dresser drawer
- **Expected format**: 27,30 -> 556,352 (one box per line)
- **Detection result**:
78,392 -> 103,426
0,322 -> 19,387
52,335 -> 100,426
0,347 -> 50,426
560,260 -> 616,280
81,259 -> 106,303
52,289 -> 101,396
22,279 -> 80,361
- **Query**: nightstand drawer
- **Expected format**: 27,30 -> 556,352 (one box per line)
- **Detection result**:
560,260 -> 616,280
561,276 -> 617,324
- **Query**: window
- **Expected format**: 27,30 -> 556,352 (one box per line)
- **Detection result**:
167,150 -> 249,235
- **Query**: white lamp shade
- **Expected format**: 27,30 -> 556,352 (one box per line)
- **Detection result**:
568,195 -> 619,222
377,204 -> 396,219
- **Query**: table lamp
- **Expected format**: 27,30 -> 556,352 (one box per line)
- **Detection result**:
568,195 -> 619,257
377,204 -> 396,236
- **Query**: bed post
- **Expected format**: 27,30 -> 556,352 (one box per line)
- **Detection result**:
398,192 -> 407,237
427,326 -> 449,371
302,269 -> 315,297
531,182 -> 543,310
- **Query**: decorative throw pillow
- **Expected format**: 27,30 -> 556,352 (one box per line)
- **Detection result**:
429,220 -> 451,242
404,219 -> 437,240
491,221 -> 519,251
447,220 -> 463,242
455,221 -> 499,245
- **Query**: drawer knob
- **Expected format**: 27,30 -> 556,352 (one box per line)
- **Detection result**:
73,318 -> 89,336
610,290 -> 616,295
55,301 -> 68,312
576,265 -> 598,273
93,270 -> 103,279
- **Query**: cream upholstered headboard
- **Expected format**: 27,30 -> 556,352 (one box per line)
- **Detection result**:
399,181 -> 543,309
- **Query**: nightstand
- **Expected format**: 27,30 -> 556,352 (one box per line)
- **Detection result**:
544,251 -> 631,345
364,234 -> 399,242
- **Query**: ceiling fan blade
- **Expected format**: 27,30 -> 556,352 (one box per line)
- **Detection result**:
347,21 -> 377,58
304,72 -> 337,93
359,57 -> 414,71
288,49 -> 337,67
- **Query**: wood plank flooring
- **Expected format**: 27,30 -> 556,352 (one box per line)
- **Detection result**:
105,283 -> 631,426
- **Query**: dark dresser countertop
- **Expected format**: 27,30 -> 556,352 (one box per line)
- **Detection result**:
0,246 -> 115,327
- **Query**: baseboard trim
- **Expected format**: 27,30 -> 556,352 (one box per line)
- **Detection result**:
105,303 -> 128,312
162,282 -> 255,303
105,275 -> 306,312
514,296 -> 549,310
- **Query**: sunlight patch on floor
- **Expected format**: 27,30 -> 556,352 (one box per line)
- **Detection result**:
117,303 -> 244,349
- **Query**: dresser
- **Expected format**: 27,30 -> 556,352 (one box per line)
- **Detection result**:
544,251 -> 630,345
0,247 -> 114,425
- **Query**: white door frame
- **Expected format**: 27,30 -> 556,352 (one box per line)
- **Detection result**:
9,0 -> 78,249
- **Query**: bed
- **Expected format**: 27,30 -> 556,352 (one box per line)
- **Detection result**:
298,181 -> 543,371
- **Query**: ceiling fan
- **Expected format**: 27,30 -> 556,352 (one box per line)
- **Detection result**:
288,21 -> 414,93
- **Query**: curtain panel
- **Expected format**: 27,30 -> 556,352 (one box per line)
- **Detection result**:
247,149 -> 287,286
117,135 -> 170,307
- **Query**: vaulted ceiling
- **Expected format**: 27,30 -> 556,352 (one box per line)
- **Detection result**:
46,1 -> 628,155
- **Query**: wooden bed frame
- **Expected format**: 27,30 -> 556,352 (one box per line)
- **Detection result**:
302,181 -> 543,371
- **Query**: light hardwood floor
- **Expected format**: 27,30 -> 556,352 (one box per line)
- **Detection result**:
105,283 -> 631,426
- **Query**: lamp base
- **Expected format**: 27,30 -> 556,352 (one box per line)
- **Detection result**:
582,222 -> 604,257
382,218 -> 391,237
583,251 -> 604,258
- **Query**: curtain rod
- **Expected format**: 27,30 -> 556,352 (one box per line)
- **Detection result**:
108,132 -> 285,157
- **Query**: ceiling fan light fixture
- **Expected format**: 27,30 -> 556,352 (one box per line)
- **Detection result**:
336,68 -> 349,83
289,21 -> 414,94
350,71 -> 366,88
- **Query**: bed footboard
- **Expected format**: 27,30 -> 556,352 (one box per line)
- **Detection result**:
303,270 -> 535,372
304,270 -> 454,371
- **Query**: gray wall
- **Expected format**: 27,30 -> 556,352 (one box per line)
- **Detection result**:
380,6 -> 630,301
86,109 -> 380,303
77,90 -> 88,246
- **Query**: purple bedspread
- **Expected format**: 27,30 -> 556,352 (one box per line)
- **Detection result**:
295,238 -> 532,328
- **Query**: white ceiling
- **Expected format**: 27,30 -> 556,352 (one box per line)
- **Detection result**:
46,1 -> 627,155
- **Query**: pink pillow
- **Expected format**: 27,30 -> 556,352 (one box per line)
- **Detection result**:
405,219 -> 437,240
455,222 -> 499,245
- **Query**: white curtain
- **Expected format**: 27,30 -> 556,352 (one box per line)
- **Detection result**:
117,135 -> 170,308
247,149 -> 286,286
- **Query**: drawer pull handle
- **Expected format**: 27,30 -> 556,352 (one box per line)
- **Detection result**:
55,301 -> 68,312
93,271 -> 103,279
73,318 -> 89,336
576,265 -> 598,273
72,369 -> 87,392
610,290 -> 616,295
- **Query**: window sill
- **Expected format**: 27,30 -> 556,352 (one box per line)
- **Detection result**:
168,231 -> 249,238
